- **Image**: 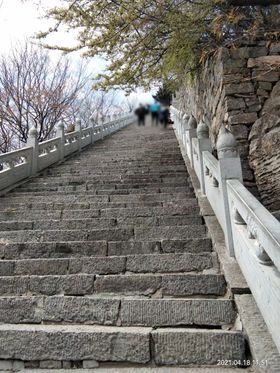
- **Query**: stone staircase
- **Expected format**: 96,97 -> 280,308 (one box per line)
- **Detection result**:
0,122 -> 252,371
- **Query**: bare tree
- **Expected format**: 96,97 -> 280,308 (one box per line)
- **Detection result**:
0,43 -> 87,152
73,88 -> 121,127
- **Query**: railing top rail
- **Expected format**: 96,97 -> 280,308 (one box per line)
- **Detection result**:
0,146 -> 33,160
82,127 -> 91,132
65,130 -> 79,138
39,137 -> 60,147
203,151 -> 219,169
227,179 -> 280,270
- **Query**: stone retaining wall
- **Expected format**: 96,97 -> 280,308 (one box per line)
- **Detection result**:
176,38 -> 280,212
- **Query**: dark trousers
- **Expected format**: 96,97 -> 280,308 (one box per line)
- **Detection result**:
138,116 -> 145,126
151,112 -> 159,125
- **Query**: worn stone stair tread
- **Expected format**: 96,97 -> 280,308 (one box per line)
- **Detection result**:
0,324 -> 152,363
9,187 -> 194,196
0,206 -> 201,221
0,296 -> 236,326
108,239 -> 212,256
0,273 -> 226,296
0,216 -> 204,231
0,252 -> 216,276
0,225 -> 207,242
0,200 -> 200,213
0,324 -> 245,365
0,227 -> 135,242
21,369 -> 253,373
152,328 -> 246,365
0,201 -> 174,210
0,241 -> 108,259
0,238 -> 213,259
0,192 -> 194,203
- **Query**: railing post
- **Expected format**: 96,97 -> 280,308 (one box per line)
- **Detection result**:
56,121 -> 65,161
188,115 -> 197,168
27,127 -> 39,176
182,114 -> 190,150
197,122 -> 212,195
217,126 -> 243,257
90,115 -> 97,144
75,118 -> 82,152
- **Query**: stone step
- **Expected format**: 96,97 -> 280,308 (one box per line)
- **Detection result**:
0,273 -> 226,296
0,216 -> 203,231
134,225 -> 206,241
0,241 -> 108,259
8,189 -> 194,198
43,169 -> 187,176
0,253 -> 215,276
0,324 -> 245,365
152,328 -> 246,365
0,205 -> 200,221
18,368 -> 253,373
0,238 -> 212,259
94,273 -> 226,296
0,227 -> 135,242
12,186 -> 193,195
0,201 -> 164,211
0,192 -> 193,204
0,225 -> 206,242
0,296 -> 236,326
108,239 -> 212,256
31,177 -> 190,186
24,181 -> 191,189
0,324 -> 152,364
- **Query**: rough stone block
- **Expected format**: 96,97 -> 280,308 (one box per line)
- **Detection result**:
224,97 -> 245,111
83,360 -> 99,368
134,226 -> 206,241
228,113 -> 258,125
0,297 -> 40,323
42,297 -> 120,325
0,324 -> 151,363
0,261 -> 15,276
258,81 -> 273,91
27,275 -> 95,296
161,239 -> 212,253
120,299 -> 236,327
0,360 -> 13,370
0,277 -> 29,296
68,256 -> 126,275
231,46 -> 267,59
87,228 -> 134,241
161,274 -> 226,296
94,275 -> 162,295
108,241 -> 161,256
230,125 -> 249,141
126,253 -> 213,273
253,70 -> 279,82
248,55 -> 280,67
39,360 -> 62,369
152,329 -> 245,365
224,82 -> 254,96
14,259 -> 69,276
2,241 -> 107,260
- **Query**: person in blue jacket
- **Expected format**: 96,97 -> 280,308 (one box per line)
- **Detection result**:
149,101 -> 161,125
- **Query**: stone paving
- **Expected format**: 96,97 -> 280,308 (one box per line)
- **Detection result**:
0,120 -> 251,371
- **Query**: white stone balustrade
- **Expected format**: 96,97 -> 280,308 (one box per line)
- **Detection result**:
0,113 -> 135,193
171,105 -> 280,353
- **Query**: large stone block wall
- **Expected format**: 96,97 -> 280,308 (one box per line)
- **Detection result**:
176,39 -> 280,212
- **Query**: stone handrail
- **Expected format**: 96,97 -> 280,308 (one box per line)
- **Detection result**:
171,105 -> 280,352
0,113 -> 135,193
